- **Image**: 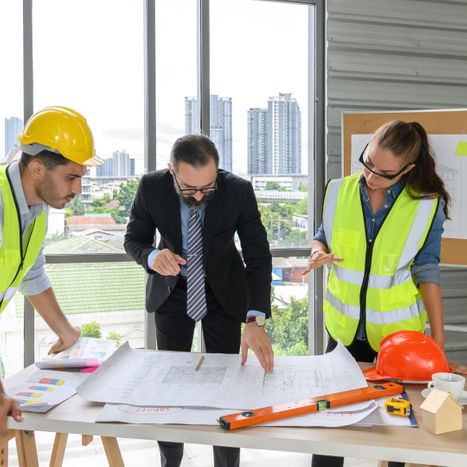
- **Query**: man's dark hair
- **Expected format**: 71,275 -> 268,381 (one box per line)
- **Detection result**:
170,134 -> 219,169
20,150 -> 70,170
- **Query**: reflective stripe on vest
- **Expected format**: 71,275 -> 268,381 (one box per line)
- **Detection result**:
0,164 -> 47,313
322,173 -> 438,351
326,289 -> 425,325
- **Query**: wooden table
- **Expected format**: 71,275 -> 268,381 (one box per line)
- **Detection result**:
3,365 -> 467,466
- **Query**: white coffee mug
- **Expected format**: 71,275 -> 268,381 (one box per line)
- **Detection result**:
427,372 -> 467,401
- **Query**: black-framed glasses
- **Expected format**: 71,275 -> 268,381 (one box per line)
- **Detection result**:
172,172 -> 217,196
359,143 -> 413,180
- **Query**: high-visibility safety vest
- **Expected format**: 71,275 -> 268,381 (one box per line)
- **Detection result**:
322,173 -> 438,351
0,164 -> 47,313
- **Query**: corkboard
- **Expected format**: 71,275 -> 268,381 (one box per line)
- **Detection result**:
342,110 -> 467,266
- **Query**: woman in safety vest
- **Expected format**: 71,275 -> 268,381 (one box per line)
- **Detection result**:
0,106 -> 102,435
304,120 -> 466,467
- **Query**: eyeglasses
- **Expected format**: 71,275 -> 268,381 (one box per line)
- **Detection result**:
358,143 -> 413,181
172,172 -> 217,196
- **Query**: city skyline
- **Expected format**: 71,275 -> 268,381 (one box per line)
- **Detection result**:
1,1 -> 309,176
4,90 -> 303,177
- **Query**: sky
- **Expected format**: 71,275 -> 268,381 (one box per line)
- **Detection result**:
1,0 -> 311,176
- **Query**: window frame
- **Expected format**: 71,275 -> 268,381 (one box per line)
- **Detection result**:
21,0 -> 325,366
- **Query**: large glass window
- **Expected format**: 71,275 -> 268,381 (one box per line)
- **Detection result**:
0,1 -> 24,377
210,0 -> 312,355
27,0 -> 145,361
155,0 -> 197,167
210,0 -> 309,239
34,0 -> 144,247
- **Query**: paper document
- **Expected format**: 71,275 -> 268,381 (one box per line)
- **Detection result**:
5,370 -> 78,413
97,400 -> 377,427
78,341 -> 368,409
36,337 -> 118,369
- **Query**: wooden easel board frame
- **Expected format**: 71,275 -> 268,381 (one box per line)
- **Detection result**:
342,109 -> 467,266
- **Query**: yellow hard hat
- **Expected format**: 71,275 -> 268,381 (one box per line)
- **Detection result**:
17,106 -> 103,166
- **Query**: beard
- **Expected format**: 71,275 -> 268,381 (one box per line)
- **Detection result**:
173,182 -> 215,211
36,174 -> 75,209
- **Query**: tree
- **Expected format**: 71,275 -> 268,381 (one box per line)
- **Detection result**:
114,178 -> 140,221
295,196 -> 308,216
81,321 -> 102,338
259,202 -> 297,245
266,295 -> 309,356
66,195 -> 85,216
265,181 -> 284,191
107,331 -> 122,346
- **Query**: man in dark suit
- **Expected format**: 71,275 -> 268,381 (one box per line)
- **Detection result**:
124,134 -> 274,467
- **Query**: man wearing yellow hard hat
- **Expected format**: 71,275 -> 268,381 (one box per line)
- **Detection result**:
0,106 -> 102,434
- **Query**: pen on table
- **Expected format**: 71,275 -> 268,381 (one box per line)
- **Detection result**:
195,355 -> 205,371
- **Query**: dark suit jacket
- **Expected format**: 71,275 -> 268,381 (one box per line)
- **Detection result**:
124,169 -> 272,322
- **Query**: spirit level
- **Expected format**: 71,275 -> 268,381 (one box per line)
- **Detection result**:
218,382 -> 403,430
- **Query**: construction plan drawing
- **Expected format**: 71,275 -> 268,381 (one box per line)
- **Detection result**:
77,341 -> 368,409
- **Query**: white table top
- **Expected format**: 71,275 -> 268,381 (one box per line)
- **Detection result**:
6,364 -> 467,466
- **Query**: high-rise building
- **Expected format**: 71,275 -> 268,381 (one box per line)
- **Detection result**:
96,151 -> 135,177
185,97 -> 199,135
112,150 -> 135,177
247,108 -> 269,175
4,117 -> 23,155
268,93 -> 301,175
184,95 -> 232,172
247,93 -> 301,175
96,158 -> 113,177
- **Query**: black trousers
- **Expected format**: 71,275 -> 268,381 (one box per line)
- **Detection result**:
311,336 -> 403,467
155,276 -> 241,467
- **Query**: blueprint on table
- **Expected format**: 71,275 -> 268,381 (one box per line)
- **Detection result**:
77,341 -> 367,409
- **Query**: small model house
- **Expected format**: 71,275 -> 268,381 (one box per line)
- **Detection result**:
420,388 -> 463,434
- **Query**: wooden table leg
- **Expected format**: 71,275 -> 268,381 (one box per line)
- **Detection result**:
49,432 -> 68,467
15,430 -> 39,467
101,437 -> 124,467
81,435 -> 93,446
0,430 -> 15,467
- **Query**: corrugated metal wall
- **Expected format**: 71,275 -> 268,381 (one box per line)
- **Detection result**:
326,0 -> 467,363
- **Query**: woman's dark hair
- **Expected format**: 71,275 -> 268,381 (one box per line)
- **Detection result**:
170,134 -> 219,169
371,120 -> 451,218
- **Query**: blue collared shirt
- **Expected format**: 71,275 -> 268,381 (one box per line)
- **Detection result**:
314,175 -> 445,286
0,161 -> 51,296
147,197 -> 264,319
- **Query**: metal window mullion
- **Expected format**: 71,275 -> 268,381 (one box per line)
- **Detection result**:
198,0 -> 210,135
23,0 -> 34,368
144,0 -> 156,174
197,0 -> 210,352
144,0 -> 157,349
23,298 -> 35,367
23,0 -> 33,122
310,0 -> 326,355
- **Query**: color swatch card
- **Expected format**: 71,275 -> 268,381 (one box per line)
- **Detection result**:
36,337 -> 118,369
6,370 -> 78,413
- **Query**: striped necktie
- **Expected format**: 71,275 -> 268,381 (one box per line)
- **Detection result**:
186,209 -> 207,321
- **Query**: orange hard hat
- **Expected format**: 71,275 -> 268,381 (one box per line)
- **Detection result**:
363,330 -> 451,382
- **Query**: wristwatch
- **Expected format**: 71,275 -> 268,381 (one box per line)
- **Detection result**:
246,315 -> 266,327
